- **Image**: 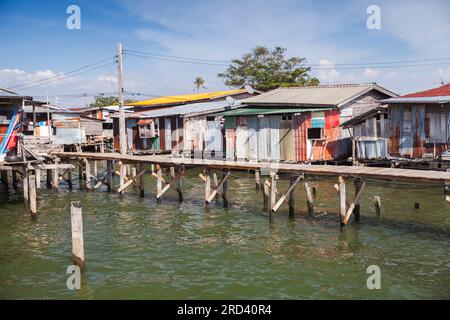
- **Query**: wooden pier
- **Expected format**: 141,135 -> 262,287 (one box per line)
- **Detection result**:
2,151 -> 450,229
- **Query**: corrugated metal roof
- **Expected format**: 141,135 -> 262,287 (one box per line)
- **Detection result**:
381,95 -> 450,104
341,106 -> 387,128
241,84 -> 397,107
128,89 -> 246,107
220,107 -> 334,117
131,100 -> 242,119
402,83 -> 450,98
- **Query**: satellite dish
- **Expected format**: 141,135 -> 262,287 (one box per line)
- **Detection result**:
244,85 -> 255,94
226,96 -> 236,105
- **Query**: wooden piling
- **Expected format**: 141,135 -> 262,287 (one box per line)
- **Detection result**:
156,167 -> 162,203
131,166 -> 137,190
304,182 -> 314,214
85,159 -> 91,190
222,169 -> 229,208
263,179 -> 269,211
139,163 -> 145,197
204,168 -> 211,209
70,201 -> 84,270
288,176 -> 296,219
269,172 -> 276,221
106,160 -> 113,192
67,169 -> 73,190
1,170 -> 8,190
213,173 -> 219,202
29,175 -> 37,218
52,169 -> 59,189
373,196 -> 381,216
354,178 -> 363,222
35,169 -> 40,189
23,168 -> 29,206
46,169 -> 52,188
176,166 -> 183,202
338,176 -> 346,226
255,170 -> 261,190
119,161 -> 126,197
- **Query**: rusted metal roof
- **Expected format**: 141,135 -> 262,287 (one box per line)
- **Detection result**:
241,83 -> 397,107
402,83 -> 450,98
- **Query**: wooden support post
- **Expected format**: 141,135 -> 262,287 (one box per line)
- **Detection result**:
106,160 -> 113,193
446,196 -> 450,205
12,169 -> 17,189
131,166 -> 137,189
222,169 -> 229,208
46,169 -> 52,188
70,201 -> 84,271
23,168 -> 29,206
119,161 -> 125,197
273,175 -> 302,213
304,182 -> 314,214
1,170 -> 8,190
255,170 -> 261,190
29,175 -> 37,218
213,173 -> 219,202
52,169 -> 59,189
156,167 -> 162,203
343,180 -> 366,225
93,161 -> 98,177
373,196 -> 381,216
263,178 -> 269,211
338,176 -> 346,227
288,176 -> 297,219
176,166 -> 183,202
78,160 -> 83,181
117,168 -> 147,193
67,169 -> 73,190
354,178 -> 363,222
139,164 -> 145,197
204,168 -> 211,209
34,169 -> 40,189
170,167 -> 175,178
85,159 -> 91,190
269,172 -> 276,221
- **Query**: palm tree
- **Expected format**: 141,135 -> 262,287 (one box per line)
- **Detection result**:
193,76 -> 206,91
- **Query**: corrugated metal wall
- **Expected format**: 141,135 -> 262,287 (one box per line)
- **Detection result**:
269,116 -> 281,161
205,119 -> 223,153
236,117 -> 248,159
293,114 -> 308,162
280,117 -> 295,161
247,116 -> 258,161
164,118 -> 172,150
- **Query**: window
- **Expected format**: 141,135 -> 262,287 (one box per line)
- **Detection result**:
307,127 -> 324,140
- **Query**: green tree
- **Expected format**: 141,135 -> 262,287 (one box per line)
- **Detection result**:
218,46 -> 319,91
89,96 -> 136,108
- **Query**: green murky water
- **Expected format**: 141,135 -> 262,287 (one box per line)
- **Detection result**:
0,164 -> 449,299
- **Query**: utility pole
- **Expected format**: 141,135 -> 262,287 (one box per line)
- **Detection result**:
117,43 -> 127,192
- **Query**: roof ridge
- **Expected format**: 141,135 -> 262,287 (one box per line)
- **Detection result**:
277,83 -> 376,90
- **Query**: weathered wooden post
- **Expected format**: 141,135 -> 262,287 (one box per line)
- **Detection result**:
263,179 -> 269,211
78,160 -> 83,181
28,175 -> 37,218
213,173 -> 219,202
176,165 -> 183,202
119,161 -> 126,197
255,170 -> 261,190
139,163 -> 145,197
204,168 -> 211,210
222,169 -> 229,208
156,166 -> 162,204
52,168 -> 59,189
85,159 -> 91,190
288,176 -> 296,219
106,160 -> 113,193
35,169 -> 40,189
304,182 -> 314,214
67,169 -> 73,190
46,169 -> 52,188
93,161 -> 98,178
23,168 -> 29,206
373,196 -> 381,216
131,165 -> 137,190
338,176 -> 346,227
269,172 -> 276,221
354,177 -> 363,222
1,170 -> 8,191
70,201 -> 84,270
170,167 -> 175,178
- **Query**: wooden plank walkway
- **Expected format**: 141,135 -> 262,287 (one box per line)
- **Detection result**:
52,152 -> 450,185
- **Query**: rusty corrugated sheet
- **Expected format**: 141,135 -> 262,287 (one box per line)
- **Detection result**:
280,117 -> 295,161
293,114 -> 308,162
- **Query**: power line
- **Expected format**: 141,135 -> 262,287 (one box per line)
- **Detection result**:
15,62 -> 115,92
8,56 -> 116,90
125,52 -> 229,67
124,49 -> 229,63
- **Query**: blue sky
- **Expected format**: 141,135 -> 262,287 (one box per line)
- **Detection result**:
1,0 -> 449,106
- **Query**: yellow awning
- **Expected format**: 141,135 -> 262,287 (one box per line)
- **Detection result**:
128,89 -> 246,107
